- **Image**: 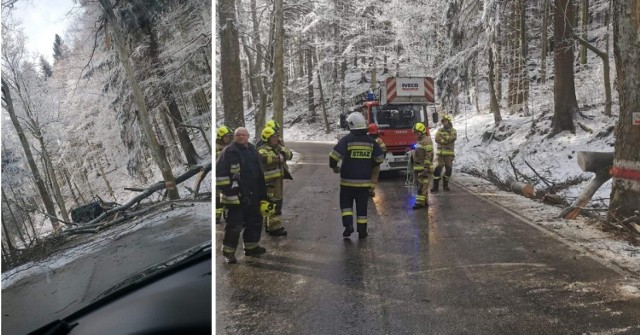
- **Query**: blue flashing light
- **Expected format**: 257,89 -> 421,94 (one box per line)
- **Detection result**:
367,91 -> 375,101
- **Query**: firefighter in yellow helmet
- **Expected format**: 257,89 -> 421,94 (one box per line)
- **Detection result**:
216,126 -> 234,158
215,125 -> 234,224
256,119 -> 284,147
412,122 -> 434,209
367,123 -> 387,197
431,114 -> 457,192
257,126 -> 293,236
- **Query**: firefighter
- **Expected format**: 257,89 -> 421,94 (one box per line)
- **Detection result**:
256,119 -> 284,147
367,123 -> 387,197
257,126 -> 293,236
216,127 -> 273,264
411,122 -> 434,209
330,112 -> 384,239
215,125 -> 233,224
431,114 -> 457,192
216,125 -> 233,158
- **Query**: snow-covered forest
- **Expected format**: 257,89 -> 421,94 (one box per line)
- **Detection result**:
216,0 -> 639,235
1,0 -> 212,268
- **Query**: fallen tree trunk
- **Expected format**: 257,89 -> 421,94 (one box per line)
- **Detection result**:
64,199 -> 208,235
79,162 -> 210,226
561,152 -> 613,219
192,163 -> 212,198
506,177 -> 535,198
577,151 -> 614,172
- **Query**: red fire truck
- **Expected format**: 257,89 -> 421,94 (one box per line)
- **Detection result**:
340,76 -> 436,171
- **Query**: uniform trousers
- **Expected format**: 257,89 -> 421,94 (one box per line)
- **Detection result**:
340,186 -> 370,233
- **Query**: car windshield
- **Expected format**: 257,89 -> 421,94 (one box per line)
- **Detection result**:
372,105 -> 424,129
0,2 -> 212,334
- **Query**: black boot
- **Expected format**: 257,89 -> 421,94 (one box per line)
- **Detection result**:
222,252 -> 237,264
343,225 -> 354,237
268,227 -> 288,236
431,179 -> 440,192
245,246 -> 267,256
357,225 -> 368,239
443,179 -> 450,191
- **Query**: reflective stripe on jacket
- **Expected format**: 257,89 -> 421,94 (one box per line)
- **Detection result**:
413,134 -> 434,175
216,142 -> 267,206
330,132 -> 384,188
257,144 -> 293,181
435,127 -> 457,156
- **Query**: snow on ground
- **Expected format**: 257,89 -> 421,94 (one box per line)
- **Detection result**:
1,201 -> 211,290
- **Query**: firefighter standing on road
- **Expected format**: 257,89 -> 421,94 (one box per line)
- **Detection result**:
368,123 -> 387,197
411,122 -> 434,209
216,127 -> 273,264
431,114 -> 457,192
330,112 -> 384,239
216,126 -> 234,224
257,126 -> 293,236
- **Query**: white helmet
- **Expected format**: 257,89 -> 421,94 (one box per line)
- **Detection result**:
346,112 -> 367,130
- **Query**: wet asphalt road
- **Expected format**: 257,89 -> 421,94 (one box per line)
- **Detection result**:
216,142 -> 640,334
1,203 -> 211,335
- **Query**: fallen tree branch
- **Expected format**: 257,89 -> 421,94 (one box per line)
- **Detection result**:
524,159 -> 554,189
64,199 -> 208,235
79,162 -> 210,226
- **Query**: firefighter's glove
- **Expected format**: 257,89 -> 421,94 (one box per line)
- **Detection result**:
260,200 -> 276,217
332,166 -> 341,174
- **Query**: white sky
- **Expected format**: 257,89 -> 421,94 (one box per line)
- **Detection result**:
12,0 -> 77,63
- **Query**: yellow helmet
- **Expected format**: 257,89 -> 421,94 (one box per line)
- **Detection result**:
216,126 -> 232,140
266,119 -> 281,132
261,126 -> 277,142
413,122 -> 427,134
442,114 -> 453,122
260,200 -> 275,216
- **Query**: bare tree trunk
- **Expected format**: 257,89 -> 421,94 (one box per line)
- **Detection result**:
1,215 -> 16,251
2,188 -> 24,248
609,0 -> 640,220
541,0 -> 549,83
551,0 -> 578,136
63,166 -> 80,206
218,0 -> 245,129
38,136 -> 70,223
579,0 -> 589,64
574,36 -> 612,117
495,19 -> 502,104
317,71 -> 330,134
1,79 -> 59,230
10,183 -> 37,241
142,25 -> 199,165
603,0 -> 612,117
96,157 -> 116,202
306,36 -> 316,119
250,0 -> 267,133
488,47 -> 502,124
519,0 -> 529,116
507,1 -> 517,113
83,167 -> 96,199
99,0 -> 179,199
271,0 -> 285,135
473,57 -> 480,114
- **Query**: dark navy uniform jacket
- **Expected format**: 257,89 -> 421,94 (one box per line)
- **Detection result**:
329,131 -> 384,188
